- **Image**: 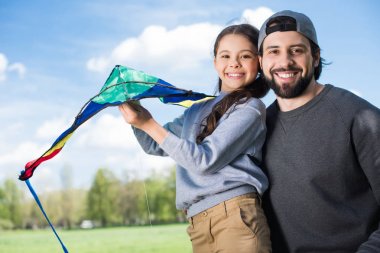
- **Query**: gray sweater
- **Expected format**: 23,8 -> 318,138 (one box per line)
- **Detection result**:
263,84 -> 380,252
133,93 -> 268,217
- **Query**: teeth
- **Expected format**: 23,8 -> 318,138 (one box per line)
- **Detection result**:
228,73 -> 243,77
278,73 -> 295,78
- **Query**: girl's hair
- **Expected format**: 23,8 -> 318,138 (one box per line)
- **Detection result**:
196,24 -> 269,144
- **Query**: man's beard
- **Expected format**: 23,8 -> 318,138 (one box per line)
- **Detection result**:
264,68 -> 314,99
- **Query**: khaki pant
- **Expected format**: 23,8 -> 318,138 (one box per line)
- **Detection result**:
187,193 -> 271,253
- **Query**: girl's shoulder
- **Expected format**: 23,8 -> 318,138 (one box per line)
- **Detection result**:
183,97 -> 216,118
237,97 -> 266,113
188,96 -> 218,110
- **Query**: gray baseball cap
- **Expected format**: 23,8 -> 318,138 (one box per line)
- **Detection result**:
258,10 -> 318,51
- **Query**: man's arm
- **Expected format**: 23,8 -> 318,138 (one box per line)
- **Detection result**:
357,226 -> 380,252
353,104 -> 380,252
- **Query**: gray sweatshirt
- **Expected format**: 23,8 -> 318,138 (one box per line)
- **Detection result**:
263,84 -> 380,252
133,93 -> 268,217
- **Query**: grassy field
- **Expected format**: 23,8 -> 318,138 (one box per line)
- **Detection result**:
0,224 -> 192,253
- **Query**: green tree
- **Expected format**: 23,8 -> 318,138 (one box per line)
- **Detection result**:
146,167 -> 183,223
118,180 -> 148,225
1,179 -> 23,229
0,187 -> 8,217
0,186 -> 13,229
60,166 -> 75,229
87,168 -> 122,227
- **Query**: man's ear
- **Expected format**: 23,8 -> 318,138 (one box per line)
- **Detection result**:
313,50 -> 320,68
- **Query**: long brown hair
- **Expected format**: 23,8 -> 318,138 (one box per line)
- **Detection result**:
196,24 -> 269,144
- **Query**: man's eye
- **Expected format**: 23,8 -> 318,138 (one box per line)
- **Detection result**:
220,55 -> 229,58
291,48 -> 304,55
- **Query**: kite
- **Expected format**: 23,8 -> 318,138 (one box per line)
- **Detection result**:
19,65 -> 213,181
19,65 -> 214,253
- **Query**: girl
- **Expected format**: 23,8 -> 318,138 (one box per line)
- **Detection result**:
119,24 -> 271,253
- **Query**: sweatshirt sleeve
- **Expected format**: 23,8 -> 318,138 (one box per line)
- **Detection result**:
132,113 -> 185,157
357,225 -> 380,252
159,99 -> 266,175
352,106 -> 380,203
353,105 -> 380,251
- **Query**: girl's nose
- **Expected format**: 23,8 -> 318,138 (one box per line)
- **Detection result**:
229,58 -> 241,68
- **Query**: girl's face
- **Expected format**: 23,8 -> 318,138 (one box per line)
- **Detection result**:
214,34 -> 259,93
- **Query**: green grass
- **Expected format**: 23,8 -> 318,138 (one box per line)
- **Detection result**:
0,224 -> 192,253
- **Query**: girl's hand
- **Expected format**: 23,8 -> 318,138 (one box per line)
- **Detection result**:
118,101 -> 153,129
119,101 -> 169,144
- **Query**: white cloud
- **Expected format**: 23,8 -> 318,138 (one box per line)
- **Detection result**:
0,53 -> 8,81
86,7 -> 274,76
8,63 -> 26,77
69,113 -> 175,181
86,57 -> 109,73
240,7 -> 274,29
36,117 -> 73,140
23,165 -> 59,193
29,112 -> 138,155
0,53 -> 26,82
87,23 -> 222,73
75,113 -> 139,149
0,141 -> 50,167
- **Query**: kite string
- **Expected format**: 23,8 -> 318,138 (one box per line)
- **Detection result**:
25,179 -> 69,253
138,157 -> 153,227
143,181 -> 153,227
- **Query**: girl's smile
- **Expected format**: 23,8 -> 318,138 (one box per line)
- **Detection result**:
214,34 -> 259,93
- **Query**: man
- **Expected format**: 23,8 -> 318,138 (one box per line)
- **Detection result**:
258,10 -> 380,252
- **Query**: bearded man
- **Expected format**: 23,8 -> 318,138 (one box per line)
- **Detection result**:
258,10 -> 380,253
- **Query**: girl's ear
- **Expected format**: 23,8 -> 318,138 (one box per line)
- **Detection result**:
258,55 -> 263,69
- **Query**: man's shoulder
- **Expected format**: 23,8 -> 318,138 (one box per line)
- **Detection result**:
320,84 -> 380,130
325,84 -> 378,111
325,84 -> 359,100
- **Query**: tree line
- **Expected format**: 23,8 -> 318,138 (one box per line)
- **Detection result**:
0,166 -> 186,230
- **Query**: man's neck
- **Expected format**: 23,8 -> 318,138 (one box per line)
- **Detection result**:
276,81 -> 324,112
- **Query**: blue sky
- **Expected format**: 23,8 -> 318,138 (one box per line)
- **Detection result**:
1,0 -> 379,191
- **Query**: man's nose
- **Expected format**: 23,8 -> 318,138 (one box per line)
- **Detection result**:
277,52 -> 294,68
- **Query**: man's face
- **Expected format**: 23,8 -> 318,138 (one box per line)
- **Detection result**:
259,31 -> 319,98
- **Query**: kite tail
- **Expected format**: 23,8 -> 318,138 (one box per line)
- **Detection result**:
25,178 -> 69,253
19,148 -> 64,181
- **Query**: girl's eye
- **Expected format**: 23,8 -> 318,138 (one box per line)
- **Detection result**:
220,55 -> 229,59
241,54 -> 253,59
